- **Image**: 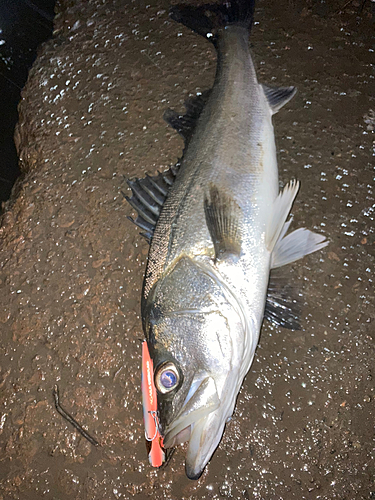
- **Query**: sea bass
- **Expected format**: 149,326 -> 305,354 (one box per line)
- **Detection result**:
125,0 -> 327,480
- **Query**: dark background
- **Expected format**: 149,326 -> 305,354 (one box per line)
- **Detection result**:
0,0 -> 56,206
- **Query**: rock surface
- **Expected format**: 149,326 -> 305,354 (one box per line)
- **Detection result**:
0,0 -> 374,498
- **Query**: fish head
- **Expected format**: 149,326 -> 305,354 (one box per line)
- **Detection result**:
144,257 -> 247,479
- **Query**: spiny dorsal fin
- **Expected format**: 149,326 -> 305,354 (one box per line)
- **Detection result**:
123,162 -> 180,242
264,269 -> 301,330
125,89 -> 211,242
261,84 -> 297,115
204,184 -> 242,262
164,90 -> 211,144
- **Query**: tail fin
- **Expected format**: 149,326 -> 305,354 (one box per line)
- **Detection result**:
170,0 -> 255,45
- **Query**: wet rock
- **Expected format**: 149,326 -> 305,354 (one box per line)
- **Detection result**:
0,0 -> 374,498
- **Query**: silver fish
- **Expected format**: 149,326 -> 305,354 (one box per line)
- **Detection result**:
126,0 -> 327,480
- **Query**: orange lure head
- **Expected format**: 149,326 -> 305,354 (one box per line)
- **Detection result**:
141,341 -> 165,467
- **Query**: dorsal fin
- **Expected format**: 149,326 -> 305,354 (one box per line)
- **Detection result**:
163,90 -> 211,144
125,90 -> 211,242
123,162 -> 180,242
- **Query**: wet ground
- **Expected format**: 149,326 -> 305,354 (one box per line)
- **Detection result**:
0,0 -> 56,203
0,0 -> 374,498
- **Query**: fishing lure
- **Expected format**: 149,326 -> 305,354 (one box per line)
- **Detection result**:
141,341 -> 165,467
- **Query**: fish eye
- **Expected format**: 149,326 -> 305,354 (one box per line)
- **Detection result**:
155,362 -> 180,394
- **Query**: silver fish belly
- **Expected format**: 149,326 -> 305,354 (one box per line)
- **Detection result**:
126,0 -> 328,480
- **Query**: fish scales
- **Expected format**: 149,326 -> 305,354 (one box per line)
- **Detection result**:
126,0 -> 328,480
144,26 -> 274,302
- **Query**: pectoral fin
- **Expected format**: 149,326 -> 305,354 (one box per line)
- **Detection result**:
204,185 -> 242,262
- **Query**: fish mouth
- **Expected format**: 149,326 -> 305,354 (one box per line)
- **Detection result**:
163,375 -> 226,480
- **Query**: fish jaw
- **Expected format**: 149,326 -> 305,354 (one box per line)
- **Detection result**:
144,258 -> 259,477
163,375 -> 220,448
162,372 -> 239,480
184,410 -> 228,480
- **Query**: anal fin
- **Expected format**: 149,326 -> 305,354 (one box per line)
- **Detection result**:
204,184 -> 242,262
261,84 -> 297,115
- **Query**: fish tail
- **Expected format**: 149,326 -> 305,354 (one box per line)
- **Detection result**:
170,0 -> 255,45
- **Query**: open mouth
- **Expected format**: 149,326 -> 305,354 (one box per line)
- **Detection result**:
163,375 -> 220,448
161,370 -> 240,480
